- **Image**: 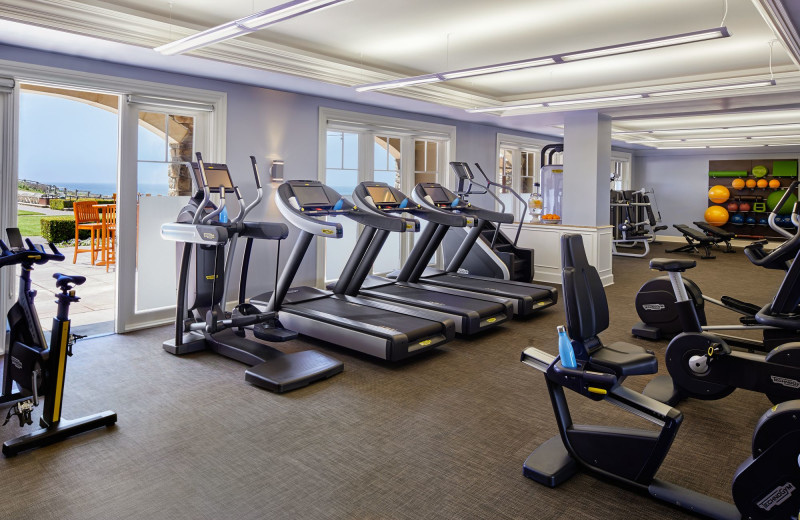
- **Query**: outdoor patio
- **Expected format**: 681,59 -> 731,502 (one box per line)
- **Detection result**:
17,199 -> 116,337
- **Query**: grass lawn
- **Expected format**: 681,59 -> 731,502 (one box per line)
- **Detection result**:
17,210 -> 44,237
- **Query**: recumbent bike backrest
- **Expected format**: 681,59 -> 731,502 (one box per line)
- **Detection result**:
562,234 -> 609,358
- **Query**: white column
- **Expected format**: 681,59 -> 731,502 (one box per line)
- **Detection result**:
562,111 -> 611,226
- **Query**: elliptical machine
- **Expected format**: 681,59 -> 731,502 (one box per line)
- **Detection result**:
0,228 -> 116,456
521,234 -> 800,520
161,153 -> 343,393
632,180 -> 800,351
642,253 -> 800,406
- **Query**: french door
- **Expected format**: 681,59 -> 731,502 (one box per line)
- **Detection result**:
0,78 -> 15,352
116,98 -> 212,332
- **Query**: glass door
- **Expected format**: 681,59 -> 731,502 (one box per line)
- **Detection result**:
117,100 -> 209,332
324,130 -> 360,283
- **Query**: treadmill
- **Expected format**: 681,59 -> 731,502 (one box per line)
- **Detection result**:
250,180 -> 454,362
391,181 -> 558,317
332,181 -> 512,335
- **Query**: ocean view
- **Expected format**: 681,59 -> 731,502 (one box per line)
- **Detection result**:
25,181 -> 168,197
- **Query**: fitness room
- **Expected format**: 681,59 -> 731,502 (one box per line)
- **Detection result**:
0,0 -> 800,518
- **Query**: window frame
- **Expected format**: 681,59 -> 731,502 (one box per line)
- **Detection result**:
495,133 -> 558,220
318,108 -> 456,287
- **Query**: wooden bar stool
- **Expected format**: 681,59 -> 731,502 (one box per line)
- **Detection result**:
95,204 -> 117,272
72,200 -> 102,264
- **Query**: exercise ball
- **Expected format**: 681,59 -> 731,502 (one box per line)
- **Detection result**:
705,205 -> 729,226
745,216 -> 756,225
766,190 -> 799,215
746,179 -> 757,188
727,202 -> 739,212
757,179 -> 768,188
732,178 -> 746,189
708,185 -> 730,203
731,213 -> 745,225
769,179 -> 781,188
739,202 -> 751,212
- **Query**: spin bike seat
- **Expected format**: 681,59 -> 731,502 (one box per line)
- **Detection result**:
649,258 -> 696,272
53,273 -> 86,290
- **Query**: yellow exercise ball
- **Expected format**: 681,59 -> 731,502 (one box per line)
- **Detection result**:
708,185 -> 731,204
769,179 -> 781,188
704,205 -> 730,226
746,179 -> 757,188
731,178 -> 745,189
757,179 -> 768,188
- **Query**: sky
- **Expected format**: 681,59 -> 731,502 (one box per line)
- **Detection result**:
18,92 -> 165,187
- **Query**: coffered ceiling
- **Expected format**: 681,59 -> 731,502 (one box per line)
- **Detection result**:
0,0 -> 799,149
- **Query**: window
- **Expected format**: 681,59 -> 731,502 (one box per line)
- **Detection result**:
319,108 -> 455,285
495,134 -> 555,221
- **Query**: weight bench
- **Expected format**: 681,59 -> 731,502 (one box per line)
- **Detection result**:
693,221 -> 735,253
665,224 -> 716,259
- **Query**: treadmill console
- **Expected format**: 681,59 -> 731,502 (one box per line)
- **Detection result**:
291,183 -> 334,209
422,185 -> 455,207
365,185 -> 400,209
190,162 -> 235,194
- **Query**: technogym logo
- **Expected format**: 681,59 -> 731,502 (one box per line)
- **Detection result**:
771,375 -> 800,389
757,482 -> 795,511
642,303 -> 666,311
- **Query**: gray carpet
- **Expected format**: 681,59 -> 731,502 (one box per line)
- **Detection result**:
0,241 -> 787,519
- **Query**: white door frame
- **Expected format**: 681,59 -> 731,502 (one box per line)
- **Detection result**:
0,79 -> 17,353
0,58 -> 227,334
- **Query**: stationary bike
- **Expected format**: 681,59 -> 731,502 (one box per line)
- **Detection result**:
633,180 -> 800,351
0,228 -> 116,456
521,234 -> 800,520
642,254 -> 800,406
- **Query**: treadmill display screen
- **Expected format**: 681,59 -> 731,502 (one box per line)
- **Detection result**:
292,185 -> 331,207
366,186 -> 398,204
423,186 -> 450,203
450,162 -> 474,180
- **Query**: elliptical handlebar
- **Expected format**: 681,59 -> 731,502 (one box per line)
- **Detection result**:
767,180 -> 799,239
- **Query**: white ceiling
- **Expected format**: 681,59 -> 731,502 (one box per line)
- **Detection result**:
0,0 -> 799,149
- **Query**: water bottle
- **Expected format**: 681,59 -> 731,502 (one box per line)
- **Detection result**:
219,206 -> 228,223
557,325 -> 577,368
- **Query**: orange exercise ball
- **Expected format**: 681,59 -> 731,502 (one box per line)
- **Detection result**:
708,185 -> 730,204
769,179 -> 781,188
746,179 -> 757,188
757,179 -> 768,188
704,205 -> 729,226
731,178 -> 745,189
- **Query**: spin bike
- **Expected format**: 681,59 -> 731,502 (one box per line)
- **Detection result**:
632,180 -> 800,351
521,234 -> 800,520
0,228 -> 116,456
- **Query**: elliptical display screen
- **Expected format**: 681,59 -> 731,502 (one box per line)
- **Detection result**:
366,186 -> 398,204
292,185 -> 331,207
423,186 -> 451,203
450,162 -> 474,180
190,162 -> 234,193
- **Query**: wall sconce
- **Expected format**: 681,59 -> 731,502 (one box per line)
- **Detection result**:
271,160 -> 285,182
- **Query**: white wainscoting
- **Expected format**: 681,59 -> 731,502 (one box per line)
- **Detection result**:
500,223 -> 614,286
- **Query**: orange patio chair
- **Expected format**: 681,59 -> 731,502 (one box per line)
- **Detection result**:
72,200 -> 102,264
100,204 -> 117,272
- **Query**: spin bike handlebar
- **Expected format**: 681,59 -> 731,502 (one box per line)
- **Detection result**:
0,239 -> 64,268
